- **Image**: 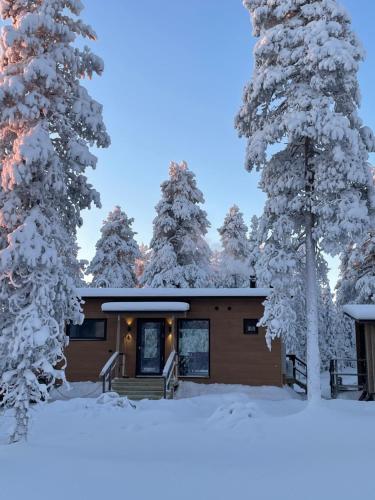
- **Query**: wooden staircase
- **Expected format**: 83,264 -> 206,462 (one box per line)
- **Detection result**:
111,377 -> 167,400
100,350 -> 179,400
286,354 -> 308,395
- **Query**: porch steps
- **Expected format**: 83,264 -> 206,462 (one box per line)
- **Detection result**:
111,377 -> 166,400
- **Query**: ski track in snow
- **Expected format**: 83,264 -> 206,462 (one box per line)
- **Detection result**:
1,382 -> 374,500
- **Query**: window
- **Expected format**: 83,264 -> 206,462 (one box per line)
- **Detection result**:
178,320 -> 209,377
68,319 -> 107,340
244,319 -> 259,335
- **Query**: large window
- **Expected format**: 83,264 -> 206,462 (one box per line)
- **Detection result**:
68,319 -> 106,340
178,320 -> 209,377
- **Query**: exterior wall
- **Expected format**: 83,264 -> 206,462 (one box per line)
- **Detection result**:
65,296 -> 283,387
365,324 -> 375,394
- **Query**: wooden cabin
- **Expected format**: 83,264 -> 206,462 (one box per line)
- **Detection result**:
65,288 -> 284,399
343,304 -> 375,400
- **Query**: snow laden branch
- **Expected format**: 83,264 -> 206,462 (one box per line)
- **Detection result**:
236,0 -> 374,401
0,0 -> 109,442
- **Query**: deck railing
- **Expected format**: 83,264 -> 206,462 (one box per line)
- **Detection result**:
329,358 -> 367,399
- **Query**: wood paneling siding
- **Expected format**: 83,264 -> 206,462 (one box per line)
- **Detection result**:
65,295 -> 283,387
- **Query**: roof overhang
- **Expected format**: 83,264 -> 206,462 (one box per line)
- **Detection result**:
343,304 -> 375,321
78,287 -> 271,299
101,301 -> 190,313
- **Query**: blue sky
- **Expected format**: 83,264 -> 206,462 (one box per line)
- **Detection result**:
78,0 -> 375,286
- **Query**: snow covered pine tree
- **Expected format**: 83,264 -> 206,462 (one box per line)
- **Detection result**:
236,0 -> 374,400
217,205 -> 250,287
0,0 -> 109,441
141,161 -> 211,288
87,206 -> 140,288
135,243 -> 151,283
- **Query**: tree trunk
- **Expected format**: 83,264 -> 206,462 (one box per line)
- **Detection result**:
10,391 -> 29,443
305,211 -> 321,402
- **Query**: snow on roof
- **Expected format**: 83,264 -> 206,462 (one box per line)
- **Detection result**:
343,304 -> 375,321
77,287 -> 271,298
101,301 -> 190,313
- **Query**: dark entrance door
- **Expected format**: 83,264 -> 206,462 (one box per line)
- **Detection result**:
136,319 -> 165,376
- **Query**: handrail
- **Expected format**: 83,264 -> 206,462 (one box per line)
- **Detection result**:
100,351 -> 126,393
100,352 -> 119,378
286,354 -> 307,394
162,350 -> 178,399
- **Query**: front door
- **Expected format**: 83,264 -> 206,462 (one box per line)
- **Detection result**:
136,319 -> 165,376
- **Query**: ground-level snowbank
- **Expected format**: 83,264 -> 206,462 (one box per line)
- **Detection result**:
1,384 -> 374,500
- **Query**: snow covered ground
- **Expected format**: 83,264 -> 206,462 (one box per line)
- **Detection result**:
1,382 -> 374,500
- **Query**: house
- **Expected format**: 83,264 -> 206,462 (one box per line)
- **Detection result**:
342,304 -> 375,400
66,288 -> 285,399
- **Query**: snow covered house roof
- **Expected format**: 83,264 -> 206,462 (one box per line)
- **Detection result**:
77,287 -> 271,298
343,304 -> 375,321
101,301 -> 190,313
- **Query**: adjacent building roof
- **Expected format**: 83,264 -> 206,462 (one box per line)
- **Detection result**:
77,287 -> 271,298
101,301 -> 190,313
343,304 -> 375,321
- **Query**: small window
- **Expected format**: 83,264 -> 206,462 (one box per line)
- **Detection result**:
68,319 -> 107,340
178,319 -> 209,377
244,319 -> 259,335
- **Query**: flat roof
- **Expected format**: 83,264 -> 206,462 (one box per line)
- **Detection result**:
77,287 -> 271,299
101,301 -> 190,313
343,304 -> 375,321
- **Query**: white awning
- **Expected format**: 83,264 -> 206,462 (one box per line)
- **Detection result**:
101,301 -> 190,313
343,304 -> 375,321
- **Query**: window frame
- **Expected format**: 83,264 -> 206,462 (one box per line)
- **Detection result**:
67,318 -> 107,341
177,318 -> 210,378
243,318 -> 259,335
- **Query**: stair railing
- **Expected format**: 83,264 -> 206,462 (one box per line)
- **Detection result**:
100,351 -> 126,393
286,354 -> 308,395
162,350 -> 178,399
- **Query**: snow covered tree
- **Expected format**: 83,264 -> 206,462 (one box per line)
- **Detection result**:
0,0 -> 109,441
87,206 -> 140,288
141,161 -> 211,288
67,242 -> 88,287
236,0 -> 374,401
218,205 -> 249,261
340,235 -> 375,304
319,284 -> 338,369
135,243 -> 151,283
216,205 -> 250,287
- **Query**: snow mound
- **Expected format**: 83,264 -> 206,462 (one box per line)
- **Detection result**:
50,381 -> 101,401
96,392 -> 135,408
176,381 -> 294,400
208,402 -> 259,429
